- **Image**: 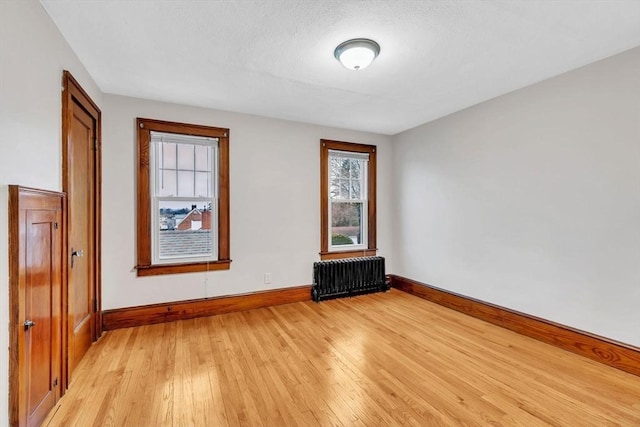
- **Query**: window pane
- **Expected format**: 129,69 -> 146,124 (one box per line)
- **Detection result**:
162,143 -> 177,169
351,159 -> 361,179
195,145 -> 211,171
339,159 -> 350,178
177,170 -> 195,197
351,180 -> 361,199
339,179 -> 350,199
329,157 -> 366,200
330,157 -> 341,179
330,179 -> 340,200
195,172 -> 210,197
158,201 -> 213,259
158,170 -> 177,196
331,202 -> 363,246
177,144 -> 195,170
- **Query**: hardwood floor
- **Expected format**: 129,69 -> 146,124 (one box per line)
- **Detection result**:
43,290 -> 640,426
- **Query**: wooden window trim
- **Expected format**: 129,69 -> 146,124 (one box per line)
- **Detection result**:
320,139 -> 377,260
136,118 -> 231,276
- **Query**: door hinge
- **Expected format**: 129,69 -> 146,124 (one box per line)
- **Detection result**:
93,138 -> 98,151
53,377 -> 58,387
54,222 -> 59,229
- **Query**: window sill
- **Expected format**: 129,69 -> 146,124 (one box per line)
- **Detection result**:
319,249 -> 377,260
136,259 -> 231,276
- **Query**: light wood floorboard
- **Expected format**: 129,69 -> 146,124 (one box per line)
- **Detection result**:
43,290 -> 640,426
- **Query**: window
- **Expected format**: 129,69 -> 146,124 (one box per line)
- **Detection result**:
320,139 -> 377,260
136,118 -> 230,276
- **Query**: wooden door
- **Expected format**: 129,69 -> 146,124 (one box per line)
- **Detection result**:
9,187 -> 64,427
62,71 -> 102,383
67,91 -> 96,379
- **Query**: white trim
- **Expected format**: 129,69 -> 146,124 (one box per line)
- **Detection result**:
328,149 -> 370,161
151,130 -> 218,146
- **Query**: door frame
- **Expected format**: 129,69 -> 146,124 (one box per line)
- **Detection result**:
61,70 -> 102,389
8,186 -> 65,427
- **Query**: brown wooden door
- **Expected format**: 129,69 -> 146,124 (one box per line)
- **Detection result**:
9,187 -> 64,427
62,71 -> 102,388
24,209 -> 63,426
67,99 -> 97,380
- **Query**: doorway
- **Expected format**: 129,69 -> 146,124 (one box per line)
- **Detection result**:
62,70 -> 102,385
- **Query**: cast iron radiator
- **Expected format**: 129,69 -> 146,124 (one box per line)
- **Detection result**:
312,256 -> 389,302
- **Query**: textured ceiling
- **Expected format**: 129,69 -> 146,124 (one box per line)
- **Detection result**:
41,0 -> 640,135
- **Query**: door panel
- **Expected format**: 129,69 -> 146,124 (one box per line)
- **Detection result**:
25,212 -> 54,425
9,186 -> 64,427
67,100 -> 96,379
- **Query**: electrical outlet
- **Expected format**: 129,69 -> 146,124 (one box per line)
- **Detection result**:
264,273 -> 272,284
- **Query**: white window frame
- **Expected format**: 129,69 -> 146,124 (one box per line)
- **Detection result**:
327,149 -> 369,252
149,131 -> 219,265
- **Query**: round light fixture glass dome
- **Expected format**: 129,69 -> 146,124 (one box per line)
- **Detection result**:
334,38 -> 380,71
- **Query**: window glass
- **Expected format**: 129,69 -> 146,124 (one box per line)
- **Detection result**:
158,201 -> 213,259
177,143 -> 194,170
195,145 -> 210,170
159,170 -> 177,197
331,202 -> 363,246
162,143 -> 177,169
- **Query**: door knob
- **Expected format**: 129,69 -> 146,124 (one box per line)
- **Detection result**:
71,249 -> 84,257
71,248 -> 84,268
24,320 -> 35,330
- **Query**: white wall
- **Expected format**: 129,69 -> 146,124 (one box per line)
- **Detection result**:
102,94 -> 394,309
0,1 -> 102,425
392,47 -> 640,346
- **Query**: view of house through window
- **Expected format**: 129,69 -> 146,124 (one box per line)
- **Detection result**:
136,118 -> 230,276
152,132 -> 218,263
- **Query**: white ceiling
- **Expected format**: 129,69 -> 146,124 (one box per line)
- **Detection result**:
41,0 -> 640,135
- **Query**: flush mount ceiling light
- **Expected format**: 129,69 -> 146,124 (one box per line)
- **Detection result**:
334,38 -> 380,71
